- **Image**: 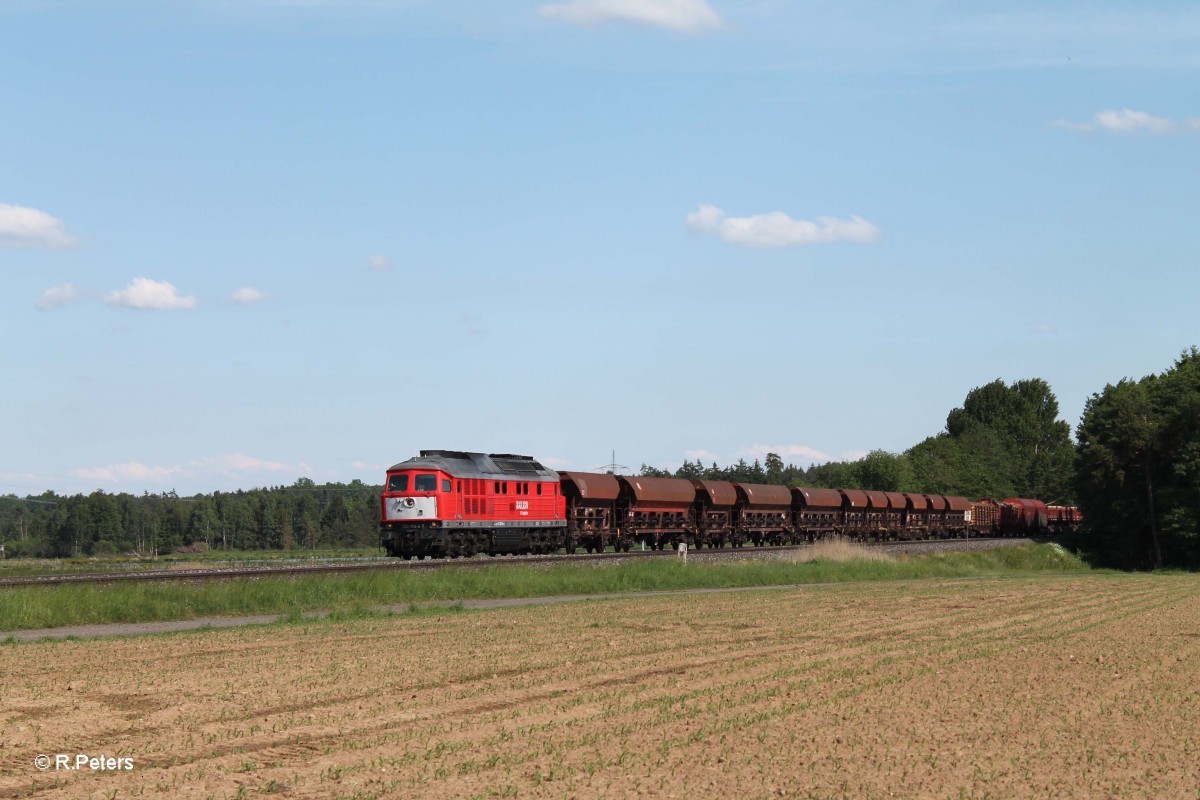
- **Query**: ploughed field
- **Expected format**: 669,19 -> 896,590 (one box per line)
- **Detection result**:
3,574 -> 1198,799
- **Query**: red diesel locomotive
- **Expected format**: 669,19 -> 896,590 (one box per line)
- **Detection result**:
380,451 -> 566,558
379,450 -> 1081,559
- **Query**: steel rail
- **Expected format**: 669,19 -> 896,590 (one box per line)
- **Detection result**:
0,537 -> 1029,587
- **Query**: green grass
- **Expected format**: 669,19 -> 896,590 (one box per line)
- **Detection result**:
0,544 -> 1097,632
0,547 -> 387,577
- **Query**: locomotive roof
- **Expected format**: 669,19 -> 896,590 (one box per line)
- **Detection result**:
386,450 -> 560,481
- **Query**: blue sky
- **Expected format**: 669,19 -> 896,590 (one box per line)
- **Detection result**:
3,0 -> 1198,495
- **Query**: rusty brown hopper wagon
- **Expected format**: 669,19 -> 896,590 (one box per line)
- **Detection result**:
692,479 -> 737,547
617,475 -> 697,550
559,471 -> 621,553
840,489 -> 870,539
733,482 -> 793,545
791,486 -> 843,540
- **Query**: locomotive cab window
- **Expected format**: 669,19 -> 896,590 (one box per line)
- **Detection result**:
387,474 -> 409,492
443,479 -> 452,492
414,474 -> 437,492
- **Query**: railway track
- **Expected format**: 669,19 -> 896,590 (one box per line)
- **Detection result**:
0,537 -> 1035,587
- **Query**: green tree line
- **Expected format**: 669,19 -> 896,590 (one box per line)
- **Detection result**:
0,479 -> 381,558
1075,348 -> 1200,569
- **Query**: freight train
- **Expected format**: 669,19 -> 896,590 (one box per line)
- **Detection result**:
379,450 -> 1081,559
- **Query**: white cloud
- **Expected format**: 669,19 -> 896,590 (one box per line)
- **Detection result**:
1055,108 -> 1180,135
538,455 -> 572,469
197,453 -> 293,474
367,254 -> 392,271
1095,109 -> 1175,134
539,0 -> 723,33
104,278 -> 197,310
0,470 -> 43,489
230,287 -> 268,305
839,450 -> 870,462
1032,323 -> 1054,334
35,283 -> 80,311
686,204 -> 881,248
737,444 -> 831,463
0,203 -> 77,249
683,449 -> 720,462
72,453 -> 297,488
73,462 -> 183,484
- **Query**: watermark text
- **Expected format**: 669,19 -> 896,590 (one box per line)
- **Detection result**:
35,754 -> 134,772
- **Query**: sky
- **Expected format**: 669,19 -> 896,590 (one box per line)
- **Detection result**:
2,0 -> 1198,496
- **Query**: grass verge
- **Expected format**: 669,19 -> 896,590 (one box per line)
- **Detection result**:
0,543 -> 1095,631
0,547 -> 387,578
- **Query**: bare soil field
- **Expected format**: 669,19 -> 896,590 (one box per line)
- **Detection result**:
2,574 -> 1198,799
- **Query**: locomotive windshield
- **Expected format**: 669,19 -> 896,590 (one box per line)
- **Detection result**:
386,474 -> 408,492
414,474 -> 438,491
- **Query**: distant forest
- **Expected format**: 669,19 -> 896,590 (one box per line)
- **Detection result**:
3,348 -> 1198,569
0,479 -> 380,559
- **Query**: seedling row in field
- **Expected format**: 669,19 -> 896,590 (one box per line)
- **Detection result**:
2,571 -> 1197,799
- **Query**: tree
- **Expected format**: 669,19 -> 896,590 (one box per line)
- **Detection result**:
639,464 -> 672,478
764,453 -> 784,485
1076,348 -> 1200,568
855,450 -> 914,492
943,378 -> 1074,501
188,499 -> 220,549
1077,379 -> 1162,567
87,491 -> 124,554
805,461 -> 860,489
321,492 -> 353,545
